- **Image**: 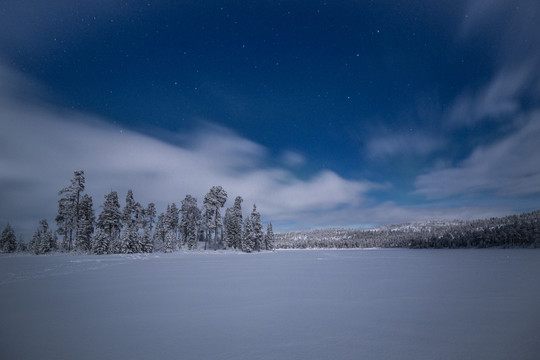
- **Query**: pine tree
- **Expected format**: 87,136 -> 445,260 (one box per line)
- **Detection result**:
242,217 -> 255,253
30,219 -> 56,255
141,203 -> 156,253
96,191 -> 122,253
153,212 -> 166,252
265,222 -> 275,250
224,208 -> 233,249
251,204 -> 264,252
163,204 -> 179,252
76,194 -> 95,252
231,196 -> 243,249
0,223 -> 17,253
120,190 -> 140,253
203,186 -> 228,250
180,195 -> 200,250
91,230 -> 108,255
56,170 -> 86,251
16,235 -> 26,253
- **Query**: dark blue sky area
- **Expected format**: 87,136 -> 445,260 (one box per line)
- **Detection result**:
1,0 -> 539,234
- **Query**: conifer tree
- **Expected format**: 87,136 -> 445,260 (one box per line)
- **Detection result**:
141,203 -> 156,253
91,230 -> 108,255
231,196 -> 243,249
203,186 -> 228,250
242,217 -> 254,253
163,204 -> 179,252
16,234 -> 26,253
265,222 -> 275,250
29,219 -> 56,255
76,194 -> 95,252
251,204 -> 264,252
224,208 -> 233,249
56,170 -> 86,251
120,190 -> 140,253
96,191 -> 122,253
153,212 -> 166,251
0,223 -> 17,253
180,195 -> 200,250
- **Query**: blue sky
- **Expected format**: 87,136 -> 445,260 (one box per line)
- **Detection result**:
1,1 -> 540,239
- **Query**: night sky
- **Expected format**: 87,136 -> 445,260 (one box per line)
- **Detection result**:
1,1 -> 540,239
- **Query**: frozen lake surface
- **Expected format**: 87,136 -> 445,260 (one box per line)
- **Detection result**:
1,249 -> 539,360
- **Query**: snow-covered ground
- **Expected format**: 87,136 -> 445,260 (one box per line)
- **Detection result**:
1,249 -> 539,360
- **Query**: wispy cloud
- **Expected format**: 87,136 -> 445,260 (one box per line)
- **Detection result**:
415,111 -> 540,199
446,65 -> 533,126
366,131 -> 443,159
0,63 -> 377,238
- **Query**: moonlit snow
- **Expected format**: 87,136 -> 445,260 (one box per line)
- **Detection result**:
1,249 -> 539,359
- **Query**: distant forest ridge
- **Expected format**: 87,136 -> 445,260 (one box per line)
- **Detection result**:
275,210 -> 540,249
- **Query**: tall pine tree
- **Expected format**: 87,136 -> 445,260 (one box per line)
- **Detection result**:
95,191 -> 122,254
251,204 -> 264,252
56,170 -> 86,251
203,186 -> 228,250
0,223 -> 17,253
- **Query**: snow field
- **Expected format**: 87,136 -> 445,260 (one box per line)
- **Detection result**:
1,249 -> 539,360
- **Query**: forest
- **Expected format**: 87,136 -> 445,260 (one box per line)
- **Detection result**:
1,170 -> 539,254
0,170 -> 274,255
276,210 -> 540,249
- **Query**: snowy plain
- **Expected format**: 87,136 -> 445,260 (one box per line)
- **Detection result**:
1,249 -> 539,360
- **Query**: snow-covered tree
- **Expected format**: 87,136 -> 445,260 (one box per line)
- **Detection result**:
95,191 -> 122,254
203,186 -> 228,250
153,212 -> 166,251
265,222 -> 275,250
140,203 -> 156,253
223,208 -> 233,249
163,204 -> 179,252
242,217 -> 255,253
56,170 -> 86,251
29,219 -> 56,255
16,235 -> 27,253
119,190 -> 140,253
91,230 -> 108,255
251,204 -> 264,252
230,196 -> 243,249
76,194 -> 94,252
0,223 -> 17,253
180,195 -> 200,250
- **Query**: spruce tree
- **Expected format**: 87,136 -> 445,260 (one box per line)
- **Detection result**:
231,196 -> 243,249
96,191 -> 122,253
91,230 -> 108,255
141,203 -> 156,253
0,223 -> 17,253
56,170 -> 86,251
153,212 -> 166,251
242,217 -> 254,253
180,195 -> 200,250
265,222 -> 275,250
30,219 -> 56,255
16,235 -> 26,253
203,186 -> 228,250
76,194 -> 95,252
163,204 -> 179,252
251,204 -> 264,252
120,190 -> 140,253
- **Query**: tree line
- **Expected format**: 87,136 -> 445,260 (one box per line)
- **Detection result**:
0,170 -> 275,255
275,210 -> 540,249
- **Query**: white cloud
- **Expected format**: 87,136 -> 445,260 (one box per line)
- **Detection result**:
415,111 -> 540,199
0,64 -> 377,239
281,150 -> 306,167
446,65 -> 532,126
